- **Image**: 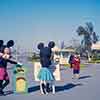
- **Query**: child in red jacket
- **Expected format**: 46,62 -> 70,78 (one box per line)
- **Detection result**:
72,54 -> 80,79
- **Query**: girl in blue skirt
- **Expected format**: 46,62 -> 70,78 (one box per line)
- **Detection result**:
37,41 -> 55,94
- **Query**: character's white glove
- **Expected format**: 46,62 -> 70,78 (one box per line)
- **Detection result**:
17,62 -> 23,66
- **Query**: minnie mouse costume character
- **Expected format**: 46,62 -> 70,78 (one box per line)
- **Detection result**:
0,40 -> 22,95
37,41 -> 55,94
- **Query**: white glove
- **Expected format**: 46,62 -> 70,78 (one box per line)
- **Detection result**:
17,62 -> 23,66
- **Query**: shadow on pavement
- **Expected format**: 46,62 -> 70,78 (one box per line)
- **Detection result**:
2,90 -> 14,96
28,83 -> 83,93
28,85 -> 40,93
79,75 -> 92,80
56,83 -> 83,92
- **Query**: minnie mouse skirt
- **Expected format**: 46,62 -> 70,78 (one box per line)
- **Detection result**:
0,68 -> 9,80
38,67 -> 54,81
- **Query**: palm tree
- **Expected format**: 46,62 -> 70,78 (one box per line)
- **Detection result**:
86,22 -> 93,34
92,32 -> 99,43
76,22 -> 98,60
76,24 -> 92,52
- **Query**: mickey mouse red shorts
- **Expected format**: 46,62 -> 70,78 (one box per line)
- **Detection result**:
0,67 -> 9,80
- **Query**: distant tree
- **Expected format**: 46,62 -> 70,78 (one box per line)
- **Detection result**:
76,23 -> 92,52
76,22 -> 99,59
86,22 -> 93,34
92,32 -> 99,43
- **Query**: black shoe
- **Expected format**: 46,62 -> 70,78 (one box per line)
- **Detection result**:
46,83 -> 50,93
0,89 -> 4,95
41,83 -> 46,94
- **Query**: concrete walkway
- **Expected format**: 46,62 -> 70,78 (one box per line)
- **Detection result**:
1,62 -> 100,100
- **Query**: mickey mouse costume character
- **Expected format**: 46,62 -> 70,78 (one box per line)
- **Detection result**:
37,41 -> 55,94
0,40 -> 22,95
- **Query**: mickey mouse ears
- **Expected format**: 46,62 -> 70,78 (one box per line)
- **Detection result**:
7,40 -> 14,47
37,42 -> 44,49
0,40 -> 4,47
48,41 -> 55,48
0,40 -> 14,53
